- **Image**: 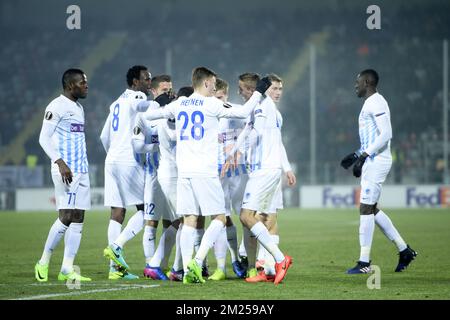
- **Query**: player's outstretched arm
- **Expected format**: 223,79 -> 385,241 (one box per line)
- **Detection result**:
218,77 -> 272,119
144,93 -> 176,121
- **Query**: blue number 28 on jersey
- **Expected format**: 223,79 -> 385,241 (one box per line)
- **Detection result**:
177,111 -> 205,141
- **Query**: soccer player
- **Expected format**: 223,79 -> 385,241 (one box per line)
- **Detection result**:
35,68 -> 91,282
150,74 -> 173,98
242,74 -> 296,283
223,74 -> 294,285
141,74 -> 175,279
233,72 -> 261,270
208,78 -> 247,281
340,69 -> 417,274
143,67 -> 271,284
100,65 -> 158,280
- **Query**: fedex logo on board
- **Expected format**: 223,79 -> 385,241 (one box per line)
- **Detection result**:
323,187 -> 361,207
406,187 -> 450,207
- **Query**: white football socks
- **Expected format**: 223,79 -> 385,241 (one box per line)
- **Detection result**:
243,226 -> 257,268
213,226 -> 228,272
61,223 -> 83,274
375,210 -> 407,251
143,225 -> 157,264
114,210 -> 144,248
359,214 -> 375,263
180,224 -> 196,273
39,218 -> 68,265
150,225 -> 177,268
250,222 -> 284,263
226,225 -> 239,263
172,224 -> 183,272
195,219 -> 225,266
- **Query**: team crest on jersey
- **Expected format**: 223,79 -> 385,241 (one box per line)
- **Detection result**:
45,111 -> 53,120
133,126 -> 141,135
254,109 -> 263,115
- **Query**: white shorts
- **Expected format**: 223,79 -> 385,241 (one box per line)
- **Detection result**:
266,178 -> 283,213
51,168 -> 91,210
144,175 -> 177,222
158,177 -> 178,221
104,164 -> 145,208
360,157 -> 392,205
242,169 -> 282,213
177,177 -> 225,216
221,174 -> 248,216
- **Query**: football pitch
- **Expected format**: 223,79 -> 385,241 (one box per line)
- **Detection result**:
1,208 -> 449,300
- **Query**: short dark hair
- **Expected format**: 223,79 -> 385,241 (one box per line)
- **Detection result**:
192,67 -> 217,88
360,69 -> 379,86
150,74 -> 172,89
126,65 -> 148,87
62,68 -> 85,89
177,86 -> 194,97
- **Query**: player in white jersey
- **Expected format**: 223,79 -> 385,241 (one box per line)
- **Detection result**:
340,69 -> 417,274
242,74 -> 296,283
35,69 -> 91,282
101,65 -> 159,280
207,78 -> 247,281
233,72 -> 262,272
143,86 -> 194,281
140,75 -> 176,280
143,67 -> 271,284
223,74 -> 295,284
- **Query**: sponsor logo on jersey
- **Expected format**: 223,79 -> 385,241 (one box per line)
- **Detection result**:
70,123 -> 84,132
151,135 -> 159,144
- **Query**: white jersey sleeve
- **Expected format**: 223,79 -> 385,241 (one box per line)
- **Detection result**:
214,91 -> 262,119
143,101 -> 176,121
359,93 -> 392,158
280,141 -> 292,173
131,114 -> 157,154
100,114 -> 111,153
39,119 -> 60,163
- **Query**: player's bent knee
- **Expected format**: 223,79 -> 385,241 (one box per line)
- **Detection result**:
71,209 -> 85,223
146,219 -> 158,228
360,203 -> 375,215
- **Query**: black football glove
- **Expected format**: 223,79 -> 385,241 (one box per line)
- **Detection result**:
340,152 -> 359,169
155,92 -> 175,107
353,153 -> 369,178
255,77 -> 272,94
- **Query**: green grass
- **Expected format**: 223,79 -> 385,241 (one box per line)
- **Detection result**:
1,208 -> 449,300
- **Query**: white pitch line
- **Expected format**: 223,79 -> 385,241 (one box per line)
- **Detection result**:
12,284 -> 159,300
28,283 -> 150,287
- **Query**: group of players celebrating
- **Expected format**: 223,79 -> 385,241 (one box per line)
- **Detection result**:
34,65 -> 417,286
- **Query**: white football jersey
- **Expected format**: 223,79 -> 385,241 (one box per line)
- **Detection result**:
218,104 -> 248,177
358,92 -> 392,159
132,114 -> 160,176
157,119 -> 178,179
247,96 -> 285,171
42,95 -> 88,173
101,89 -> 148,165
144,91 -> 262,178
